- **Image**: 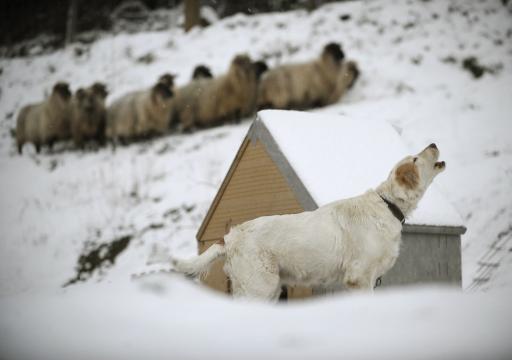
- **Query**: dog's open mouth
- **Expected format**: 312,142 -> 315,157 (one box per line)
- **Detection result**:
434,161 -> 446,169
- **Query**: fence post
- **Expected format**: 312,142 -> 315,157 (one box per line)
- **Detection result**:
65,0 -> 79,46
184,0 -> 200,32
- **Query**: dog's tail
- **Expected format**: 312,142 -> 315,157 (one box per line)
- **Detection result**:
171,243 -> 226,277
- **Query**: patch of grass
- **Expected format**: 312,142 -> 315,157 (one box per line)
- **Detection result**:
63,235 -> 132,287
462,56 -> 502,79
136,52 -> 155,64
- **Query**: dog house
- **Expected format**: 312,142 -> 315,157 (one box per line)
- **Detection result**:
196,110 -> 466,299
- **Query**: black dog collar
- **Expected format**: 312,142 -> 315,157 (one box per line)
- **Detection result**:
380,196 -> 405,225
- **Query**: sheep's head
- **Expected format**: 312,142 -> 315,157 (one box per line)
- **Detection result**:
53,82 -> 72,101
192,65 -> 213,80
323,42 -> 345,64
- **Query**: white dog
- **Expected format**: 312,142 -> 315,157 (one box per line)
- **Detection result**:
172,144 -> 446,301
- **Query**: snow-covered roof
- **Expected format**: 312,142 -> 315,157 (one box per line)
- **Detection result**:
254,110 -> 464,228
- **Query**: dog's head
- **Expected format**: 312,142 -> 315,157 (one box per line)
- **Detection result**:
381,144 -> 446,212
389,144 -> 445,197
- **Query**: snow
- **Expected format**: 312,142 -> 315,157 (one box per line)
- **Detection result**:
259,110 -> 464,227
1,275 -> 511,360
0,0 -> 512,358
0,125 -> 249,296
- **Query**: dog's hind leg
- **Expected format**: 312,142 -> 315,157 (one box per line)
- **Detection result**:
226,252 -> 281,302
231,271 -> 281,302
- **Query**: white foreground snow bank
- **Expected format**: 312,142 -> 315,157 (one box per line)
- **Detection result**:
0,275 -> 510,360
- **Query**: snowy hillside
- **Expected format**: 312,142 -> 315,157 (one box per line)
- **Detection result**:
0,0 -> 511,358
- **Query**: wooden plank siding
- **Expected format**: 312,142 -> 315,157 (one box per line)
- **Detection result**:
200,140 -> 304,242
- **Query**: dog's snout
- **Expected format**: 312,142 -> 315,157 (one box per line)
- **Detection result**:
428,143 -> 437,150
435,161 -> 446,169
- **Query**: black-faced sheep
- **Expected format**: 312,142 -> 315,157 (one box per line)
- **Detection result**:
16,82 -> 72,154
70,82 -> 108,148
257,42 -> 348,110
174,55 -> 267,132
106,74 -> 174,144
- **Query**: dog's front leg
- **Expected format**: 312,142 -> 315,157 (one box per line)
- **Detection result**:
343,263 -> 375,293
344,278 -> 374,293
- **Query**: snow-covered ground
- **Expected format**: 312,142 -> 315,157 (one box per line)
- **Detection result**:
1,275 -> 511,360
1,0 -> 511,358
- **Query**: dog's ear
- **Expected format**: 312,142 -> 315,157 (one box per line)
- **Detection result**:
395,163 -> 419,190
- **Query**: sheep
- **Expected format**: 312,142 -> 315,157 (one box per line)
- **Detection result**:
16,105 -> 41,154
174,55 -> 267,132
133,81 -> 174,138
39,82 -> 73,150
106,74 -> 174,145
257,42 -> 347,110
16,82 -> 72,154
192,65 -> 213,80
170,78 -> 208,132
70,82 -> 108,148
105,91 -> 137,145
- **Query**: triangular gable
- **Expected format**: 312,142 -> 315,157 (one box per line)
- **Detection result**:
196,123 -> 309,241
249,119 -> 317,211
196,136 -> 250,241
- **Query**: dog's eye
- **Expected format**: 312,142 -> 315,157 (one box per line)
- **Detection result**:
413,157 -> 418,163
